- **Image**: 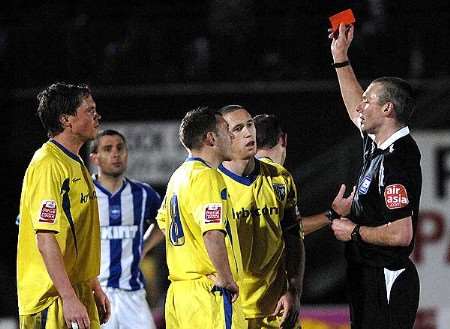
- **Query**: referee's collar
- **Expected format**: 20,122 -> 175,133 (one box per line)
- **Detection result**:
378,126 -> 410,150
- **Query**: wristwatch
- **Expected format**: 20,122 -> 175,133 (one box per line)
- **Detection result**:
351,224 -> 361,242
326,208 -> 340,221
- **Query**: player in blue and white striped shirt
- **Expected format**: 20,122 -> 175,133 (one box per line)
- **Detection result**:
90,129 -> 163,329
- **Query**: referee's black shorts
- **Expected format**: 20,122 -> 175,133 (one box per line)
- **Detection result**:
347,259 -> 420,329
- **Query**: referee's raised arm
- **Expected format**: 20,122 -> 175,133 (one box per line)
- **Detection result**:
330,23 -> 364,128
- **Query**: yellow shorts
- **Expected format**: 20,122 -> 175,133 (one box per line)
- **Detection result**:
165,277 -> 246,329
19,281 -> 100,329
247,315 -> 301,329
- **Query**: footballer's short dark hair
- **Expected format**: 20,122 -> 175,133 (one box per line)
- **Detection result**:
254,114 -> 285,149
37,82 -> 92,137
218,104 -> 248,115
179,107 -> 221,150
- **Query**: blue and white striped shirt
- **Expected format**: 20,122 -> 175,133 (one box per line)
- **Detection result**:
94,176 -> 161,290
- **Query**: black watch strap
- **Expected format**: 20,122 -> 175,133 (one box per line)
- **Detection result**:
332,60 -> 350,68
351,224 -> 361,242
326,208 -> 340,221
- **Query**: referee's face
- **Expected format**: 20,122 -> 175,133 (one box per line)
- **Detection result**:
357,82 -> 386,134
223,108 -> 257,160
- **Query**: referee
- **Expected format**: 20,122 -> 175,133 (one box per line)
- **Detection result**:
329,24 -> 422,329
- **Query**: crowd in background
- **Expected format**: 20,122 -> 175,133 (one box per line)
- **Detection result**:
2,0 -> 449,88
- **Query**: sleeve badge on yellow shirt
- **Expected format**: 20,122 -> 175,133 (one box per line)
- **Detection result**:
204,203 -> 222,224
273,184 -> 286,201
39,200 -> 57,223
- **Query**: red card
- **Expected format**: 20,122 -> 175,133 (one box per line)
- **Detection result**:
329,9 -> 356,33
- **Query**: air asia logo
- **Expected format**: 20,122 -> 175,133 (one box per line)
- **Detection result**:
273,184 -> 286,201
204,203 -> 222,224
39,200 -> 57,223
384,184 -> 409,209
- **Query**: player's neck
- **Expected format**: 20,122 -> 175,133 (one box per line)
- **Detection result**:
190,150 -> 221,168
52,132 -> 84,155
223,157 -> 255,176
256,148 -> 283,166
97,173 -> 125,194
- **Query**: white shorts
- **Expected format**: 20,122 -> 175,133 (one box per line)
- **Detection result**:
102,288 -> 156,329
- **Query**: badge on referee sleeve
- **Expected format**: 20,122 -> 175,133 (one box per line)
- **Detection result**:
384,184 -> 409,209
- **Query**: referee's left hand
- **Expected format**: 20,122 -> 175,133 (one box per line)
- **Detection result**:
332,184 -> 355,216
331,217 -> 355,241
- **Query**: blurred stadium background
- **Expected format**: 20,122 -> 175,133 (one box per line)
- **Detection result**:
2,1 -> 450,328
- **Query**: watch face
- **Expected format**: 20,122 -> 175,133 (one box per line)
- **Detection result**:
326,209 -> 338,221
351,225 -> 360,241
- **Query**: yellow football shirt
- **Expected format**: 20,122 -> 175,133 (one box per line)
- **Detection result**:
17,140 -> 100,315
156,157 -> 241,282
218,158 -> 298,318
260,157 -> 304,239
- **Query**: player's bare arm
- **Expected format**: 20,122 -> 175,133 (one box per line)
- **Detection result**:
90,278 -> 111,324
301,184 -> 355,236
301,213 -> 329,236
274,207 -> 303,328
156,197 -> 167,237
37,231 -> 90,329
142,223 -> 165,258
330,23 -> 364,127
331,216 -> 413,247
203,230 -> 239,302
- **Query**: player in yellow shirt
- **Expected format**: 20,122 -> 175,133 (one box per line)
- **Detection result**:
218,105 -> 304,329
17,83 -> 110,329
253,114 -> 355,237
252,113 -> 355,328
157,107 -> 245,329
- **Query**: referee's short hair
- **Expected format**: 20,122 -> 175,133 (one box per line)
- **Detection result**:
372,77 -> 416,125
254,114 -> 285,149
